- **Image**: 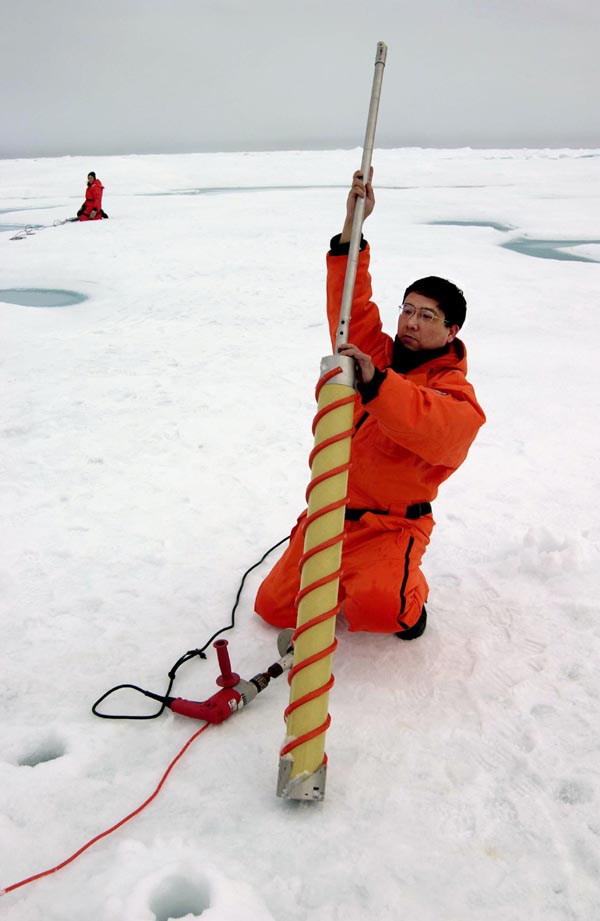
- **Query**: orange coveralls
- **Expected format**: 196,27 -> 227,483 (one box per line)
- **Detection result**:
78,179 -> 104,221
255,243 -> 486,633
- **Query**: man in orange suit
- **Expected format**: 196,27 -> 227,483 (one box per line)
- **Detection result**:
255,170 -> 486,639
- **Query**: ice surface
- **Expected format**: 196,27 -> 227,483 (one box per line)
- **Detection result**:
1,147 -> 599,920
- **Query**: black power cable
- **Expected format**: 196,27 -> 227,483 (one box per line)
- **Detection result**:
92,536 -> 290,720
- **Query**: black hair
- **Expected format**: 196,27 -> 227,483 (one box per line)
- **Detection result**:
403,276 -> 467,329
88,171 -> 96,179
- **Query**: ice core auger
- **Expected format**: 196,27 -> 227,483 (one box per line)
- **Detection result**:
277,41 -> 388,801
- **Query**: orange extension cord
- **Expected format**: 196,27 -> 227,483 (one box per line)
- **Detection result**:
1,724 -> 210,897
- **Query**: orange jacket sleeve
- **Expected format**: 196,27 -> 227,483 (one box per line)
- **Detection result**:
364,366 -> 486,467
326,242 -> 485,469
326,244 -> 393,369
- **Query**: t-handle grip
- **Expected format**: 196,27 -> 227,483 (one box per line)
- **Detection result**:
214,639 -> 240,687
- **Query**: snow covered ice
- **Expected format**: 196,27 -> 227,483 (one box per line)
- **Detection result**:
1,147 -> 600,920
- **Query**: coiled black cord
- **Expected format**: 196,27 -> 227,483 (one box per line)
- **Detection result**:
91,536 -> 289,720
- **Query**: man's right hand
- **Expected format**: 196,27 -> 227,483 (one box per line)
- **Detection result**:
340,168 -> 375,243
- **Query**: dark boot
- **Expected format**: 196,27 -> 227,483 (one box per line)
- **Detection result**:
395,605 -> 427,640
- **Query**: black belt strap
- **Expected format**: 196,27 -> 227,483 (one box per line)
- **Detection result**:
345,503 -> 432,522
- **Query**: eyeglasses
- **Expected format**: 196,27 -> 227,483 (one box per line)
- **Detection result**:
398,303 -> 447,324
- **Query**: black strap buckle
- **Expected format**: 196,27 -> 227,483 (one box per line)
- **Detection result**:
405,502 -> 432,519
345,503 -> 432,522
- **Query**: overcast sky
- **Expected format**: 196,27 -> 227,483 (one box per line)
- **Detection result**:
2,0 -> 599,159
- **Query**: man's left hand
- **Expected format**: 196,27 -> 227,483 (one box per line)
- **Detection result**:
337,342 -> 376,383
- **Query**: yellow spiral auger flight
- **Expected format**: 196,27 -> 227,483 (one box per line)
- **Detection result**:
277,41 -> 388,801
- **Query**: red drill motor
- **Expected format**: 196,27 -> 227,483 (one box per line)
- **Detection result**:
142,630 -> 294,724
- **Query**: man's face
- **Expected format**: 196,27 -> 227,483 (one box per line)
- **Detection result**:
397,292 -> 459,351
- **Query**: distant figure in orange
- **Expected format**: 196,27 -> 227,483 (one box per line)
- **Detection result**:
77,171 -> 105,221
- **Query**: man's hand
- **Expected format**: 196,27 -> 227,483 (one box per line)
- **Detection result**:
89,209 -> 97,219
337,342 -> 376,384
340,168 -> 375,243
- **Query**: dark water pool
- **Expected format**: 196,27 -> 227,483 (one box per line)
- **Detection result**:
429,221 -> 600,264
501,238 -> 600,264
430,219 -> 513,233
140,183 -> 489,198
0,288 -> 87,307
138,184 -> 347,197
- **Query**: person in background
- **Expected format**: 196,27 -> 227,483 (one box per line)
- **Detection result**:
255,169 -> 486,640
77,171 -> 106,221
